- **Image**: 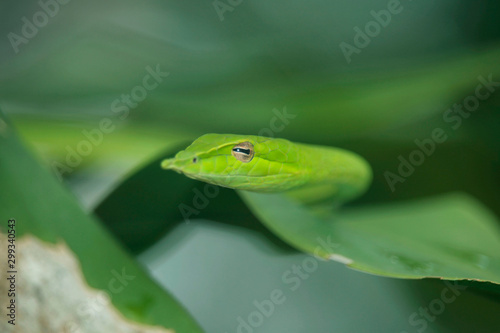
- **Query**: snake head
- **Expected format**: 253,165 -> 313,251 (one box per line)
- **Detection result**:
161,133 -> 305,192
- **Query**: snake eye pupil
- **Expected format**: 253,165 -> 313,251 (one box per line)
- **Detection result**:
231,142 -> 254,163
193,157 -> 198,163
232,148 -> 251,155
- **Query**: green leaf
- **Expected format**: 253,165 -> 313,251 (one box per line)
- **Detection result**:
238,191 -> 500,283
0,111 -> 203,332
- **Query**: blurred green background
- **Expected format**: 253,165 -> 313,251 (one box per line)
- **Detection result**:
1,0 -> 500,332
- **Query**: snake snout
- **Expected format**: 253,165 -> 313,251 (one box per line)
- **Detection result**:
161,157 -> 194,175
161,158 -> 175,169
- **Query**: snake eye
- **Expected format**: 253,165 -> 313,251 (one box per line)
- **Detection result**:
192,157 -> 198,163
232,142 -> 254,163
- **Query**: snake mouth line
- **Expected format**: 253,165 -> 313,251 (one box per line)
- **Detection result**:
162,158 -> 298,180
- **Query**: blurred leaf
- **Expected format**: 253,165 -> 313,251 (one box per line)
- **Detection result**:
8,45 -> 500,144
0,110 -> 203,332
239,191 -> 500,283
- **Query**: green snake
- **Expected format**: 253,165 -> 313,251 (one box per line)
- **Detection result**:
161,134 -> 372,204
